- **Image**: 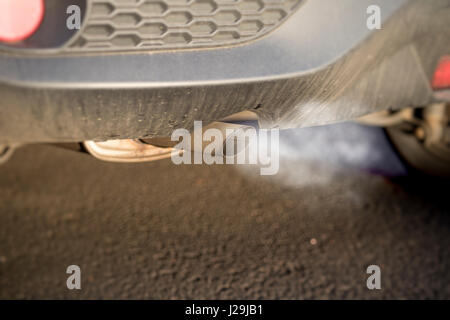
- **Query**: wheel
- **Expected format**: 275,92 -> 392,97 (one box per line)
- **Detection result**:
359,103 -> 450,177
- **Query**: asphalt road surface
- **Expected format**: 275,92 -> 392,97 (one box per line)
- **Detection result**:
0,123 -> 449,299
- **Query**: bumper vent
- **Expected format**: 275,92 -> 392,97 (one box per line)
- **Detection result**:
68,0 -> 302,52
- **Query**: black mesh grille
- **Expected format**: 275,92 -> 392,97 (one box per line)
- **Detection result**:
67,0 -> 302,52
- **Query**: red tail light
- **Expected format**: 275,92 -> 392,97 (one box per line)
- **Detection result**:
0,0 -> 44,43
432,56 -> 450,90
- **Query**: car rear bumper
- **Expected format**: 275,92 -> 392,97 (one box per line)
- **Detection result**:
1,0 -> 449,143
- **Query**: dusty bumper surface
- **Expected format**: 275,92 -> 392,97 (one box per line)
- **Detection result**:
5,0 -> 450,143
